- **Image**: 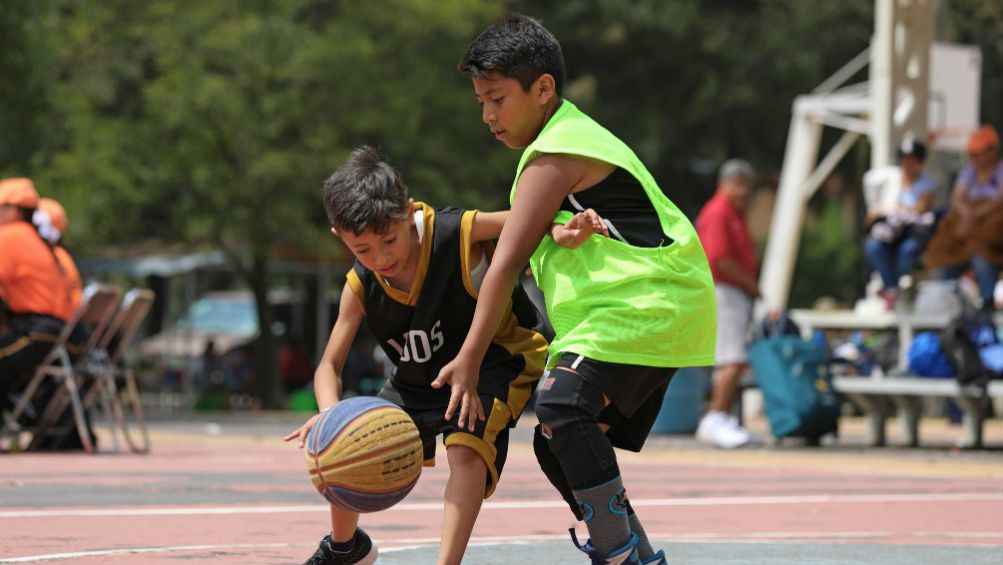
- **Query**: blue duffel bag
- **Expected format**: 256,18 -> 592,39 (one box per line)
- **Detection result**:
907,331 -> 955,378
749,334 -> 841,442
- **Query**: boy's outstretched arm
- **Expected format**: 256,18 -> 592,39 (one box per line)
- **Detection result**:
284,281 -> 364,447
473,209 -> 608,248
433,154 -> 581,429
470,210 -> 509,242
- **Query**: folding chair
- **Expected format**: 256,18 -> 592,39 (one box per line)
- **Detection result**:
90,288 -> 155,453
1,283 -> 122,453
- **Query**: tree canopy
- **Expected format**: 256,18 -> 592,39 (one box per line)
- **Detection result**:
3,0 -> 1001,405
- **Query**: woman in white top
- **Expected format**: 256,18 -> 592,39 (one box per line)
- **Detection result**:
863,139 -> 937,309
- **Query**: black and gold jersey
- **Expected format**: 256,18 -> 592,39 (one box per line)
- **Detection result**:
347,203 -> 548,410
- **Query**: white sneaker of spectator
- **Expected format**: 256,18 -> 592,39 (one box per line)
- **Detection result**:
696,411 -> 751,449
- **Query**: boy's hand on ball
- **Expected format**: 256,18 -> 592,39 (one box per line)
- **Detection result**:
284,413 -> 321,448
432,357 -> 485,431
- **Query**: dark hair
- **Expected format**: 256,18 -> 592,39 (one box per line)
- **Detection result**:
322,146 -> 409,236
896,138 -> 927,162
15,206 -> 34,223
458,13 -> 565,96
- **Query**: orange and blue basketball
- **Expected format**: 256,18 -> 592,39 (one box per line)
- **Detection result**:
305,396 -> 423,513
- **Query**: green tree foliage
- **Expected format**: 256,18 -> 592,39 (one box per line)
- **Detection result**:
792,194 -> 864,308
519,0 -> 874,215
0,0 -> 57,174
5,1 -> 1002,404
20,0 -> 508,408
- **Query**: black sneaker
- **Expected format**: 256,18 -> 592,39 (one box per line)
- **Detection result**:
303,529 -> 377,565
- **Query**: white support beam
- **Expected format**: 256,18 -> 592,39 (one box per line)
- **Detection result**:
803,130 -> 864,200
870,0 -> 933,167
811,111 -> 871,136
759,98 -> 823,311
813,48 -> 871,95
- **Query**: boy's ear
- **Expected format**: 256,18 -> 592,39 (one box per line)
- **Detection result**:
406,198 -> 416,225
330,226 -> 340,237
535,74 -> 557,103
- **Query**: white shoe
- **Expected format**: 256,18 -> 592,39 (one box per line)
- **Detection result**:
696,411 -> 751,449
725,414 -> 752,445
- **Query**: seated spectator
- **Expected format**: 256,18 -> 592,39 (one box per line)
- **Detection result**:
0,178 -> 78,397
924,125 -> 1003,309
37,198 -> 83,318
862,139 -> 938,310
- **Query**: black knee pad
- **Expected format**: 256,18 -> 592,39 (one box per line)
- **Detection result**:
533,424 -> 583,520
534,369 -> 619,489
534,368 -> 605,432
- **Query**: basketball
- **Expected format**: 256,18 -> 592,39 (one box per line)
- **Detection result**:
305,396 -> 423,513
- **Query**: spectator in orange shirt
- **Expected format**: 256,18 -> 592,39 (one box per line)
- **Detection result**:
37,198 -> 83,319
0,179 -> 76,394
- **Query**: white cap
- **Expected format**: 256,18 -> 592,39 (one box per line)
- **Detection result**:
719,159 -> 754,183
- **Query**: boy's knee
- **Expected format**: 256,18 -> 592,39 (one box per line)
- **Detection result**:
534,400 -> 579,440
445,443 -> 486,470
537,406 -> 599,444
533,423 -> 554,452
535,370 -> 605,438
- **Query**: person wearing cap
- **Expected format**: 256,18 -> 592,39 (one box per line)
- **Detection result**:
924,124 -> 1003,308
37,197 -> 83,319
693,159 -> 759,448
861,138 -> 938,310
0,178 -> 77,395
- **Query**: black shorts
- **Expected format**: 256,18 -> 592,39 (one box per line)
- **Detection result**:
0,314 -> 65,394
380,377 -> 534,498
550,352 -> 676,452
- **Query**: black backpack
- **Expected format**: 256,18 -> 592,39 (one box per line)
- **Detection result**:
754,311 -> 802,342
939,309 -> 996,387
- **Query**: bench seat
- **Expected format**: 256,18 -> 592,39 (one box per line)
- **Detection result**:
833,376 -> 1003,448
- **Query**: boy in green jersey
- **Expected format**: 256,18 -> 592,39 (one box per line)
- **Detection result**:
433,13 -> 716,565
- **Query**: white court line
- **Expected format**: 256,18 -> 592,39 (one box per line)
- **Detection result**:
1,491 -> 1000,519
914,531 -> 1003,539
0,543 -> 299,563
4,532 -> 1001,563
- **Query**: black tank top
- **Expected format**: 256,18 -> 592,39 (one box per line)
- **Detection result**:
558,168 -> 668,248
349,206 -> 545,410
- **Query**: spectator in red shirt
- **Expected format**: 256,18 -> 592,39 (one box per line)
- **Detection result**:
694,159 -> 760,448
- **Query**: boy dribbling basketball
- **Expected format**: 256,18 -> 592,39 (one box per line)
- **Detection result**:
285,145 -> 604,565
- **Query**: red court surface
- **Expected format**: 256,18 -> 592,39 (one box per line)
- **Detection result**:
1,412 -> 1001,564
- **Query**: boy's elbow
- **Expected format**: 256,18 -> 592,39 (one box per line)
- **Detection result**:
491,256 -> 527,281
313,359 -> 341,383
